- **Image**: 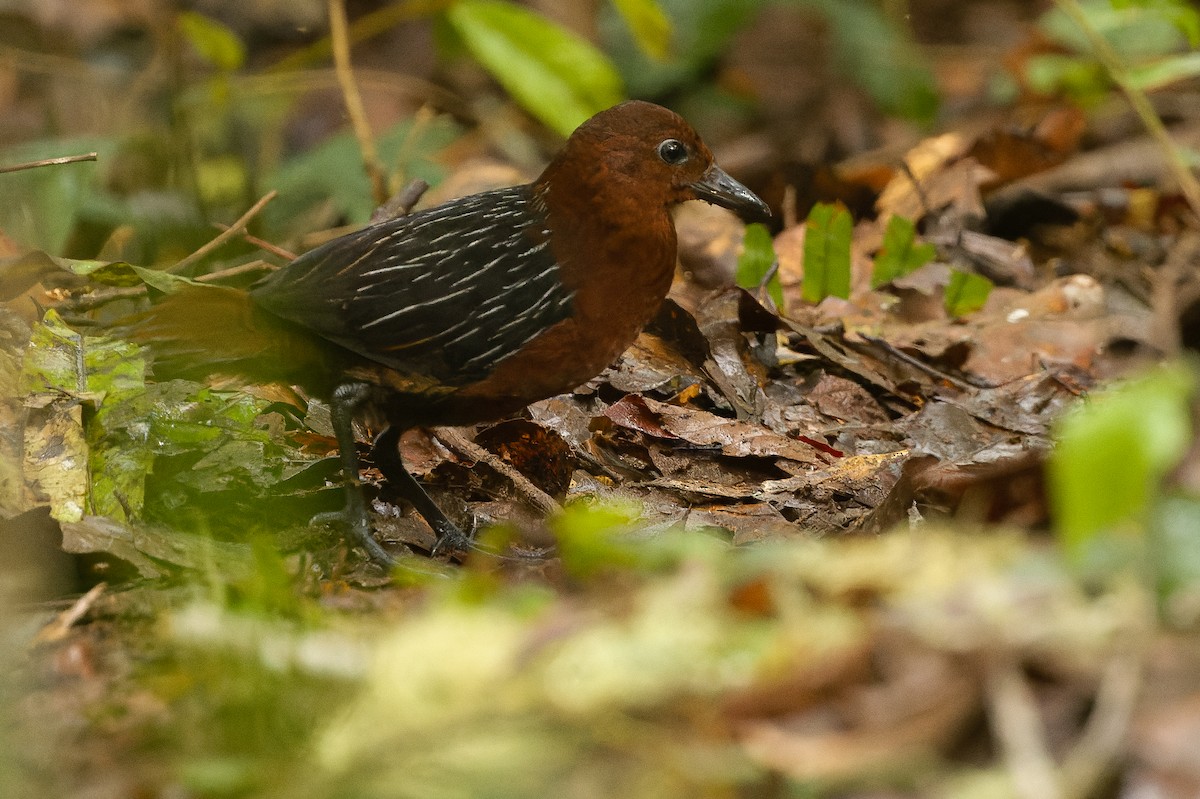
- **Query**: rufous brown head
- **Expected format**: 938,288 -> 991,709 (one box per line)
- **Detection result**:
536,101 -> 770,222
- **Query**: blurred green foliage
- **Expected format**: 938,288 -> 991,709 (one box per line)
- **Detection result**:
1049,363 -> 1194,570
1032,0 -> 1200,102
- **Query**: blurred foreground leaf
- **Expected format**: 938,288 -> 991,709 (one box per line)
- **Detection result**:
1049,363 -> 1194,564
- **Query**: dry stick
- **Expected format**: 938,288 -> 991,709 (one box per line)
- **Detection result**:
1054,0 -> 1200,222
985,655 -> 1064,799
62,260 -> 279,314
431,426 -> 563,517
373,178 -> 430,223
168,190 -> 278,274
0,151 -> 98,174
328,0 -> 389,207
213,223 -> 297,261
33,582 -> 107,644
857,333 -> 987,390
195,259 -> 278,282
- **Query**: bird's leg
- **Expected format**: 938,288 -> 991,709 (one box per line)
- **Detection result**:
370,425 -> 473,557
310,381 -> 395,566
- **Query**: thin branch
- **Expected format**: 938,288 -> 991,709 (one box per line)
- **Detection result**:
0,152 -> 97,174
213,223 -> 297,261
328,0 -> 389,206
33,582 -> 107,644
168,190 -> 277,274
195,259 -> 278,282
431,427 -> 562,517
372,179 -> 430,223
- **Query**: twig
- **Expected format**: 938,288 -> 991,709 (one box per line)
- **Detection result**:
214,223 -> 297,261
60,286 -> 147,313
328,0 -> 389,206
856,333 -> 986,390
985,654 -> 1063,799
0,151 -> 98,174
372,179 -> 430,223
1053,0 -> 1200,222
33,582 -> 107,644
431,426 -> 562,517
195,259 -> 279,282
168,190 -> 278,274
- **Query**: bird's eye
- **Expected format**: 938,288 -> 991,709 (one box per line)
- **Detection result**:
657,139 -> 689,165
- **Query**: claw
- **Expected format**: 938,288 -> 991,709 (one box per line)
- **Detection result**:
429,521 -> 473,558
310,505 -> 396,567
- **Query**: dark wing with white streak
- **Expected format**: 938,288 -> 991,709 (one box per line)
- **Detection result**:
250,185 -> 574,387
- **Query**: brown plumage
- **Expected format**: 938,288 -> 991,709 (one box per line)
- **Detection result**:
132,101 -> 770,565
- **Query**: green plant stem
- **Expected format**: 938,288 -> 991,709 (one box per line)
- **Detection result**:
1053,0 -> 1200,221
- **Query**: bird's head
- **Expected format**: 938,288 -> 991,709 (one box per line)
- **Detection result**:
538,101 -> 771,223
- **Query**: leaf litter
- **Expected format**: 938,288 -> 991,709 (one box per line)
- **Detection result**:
6,9 -> 1200,797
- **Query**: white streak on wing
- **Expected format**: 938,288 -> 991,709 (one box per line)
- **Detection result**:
358,284 -> 473,329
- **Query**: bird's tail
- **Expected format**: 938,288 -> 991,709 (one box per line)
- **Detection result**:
121,283 -> 327,388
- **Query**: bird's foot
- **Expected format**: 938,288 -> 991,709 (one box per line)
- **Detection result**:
429,519 -> 474,558
310,506 -> 396,567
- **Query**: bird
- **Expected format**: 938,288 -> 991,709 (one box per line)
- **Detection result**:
130,100 -> 770,566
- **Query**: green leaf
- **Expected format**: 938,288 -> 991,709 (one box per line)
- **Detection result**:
872,215 -> 936,288
611,0 -> 672,61
735,223 -> 782,309
445,0 -> 624,137
551,501 -> 644,579
21,309 -> 145,401
943,269 -> 992,317
177,11 -> 246,72
21,311 -> 146,522
801,202 -> 852,303
1127,51 -> 1200,91
1049,364 -> 1194,564
1023,53 -> 1110,103
1042,0 -> 1193,60
131,266 -> 205,293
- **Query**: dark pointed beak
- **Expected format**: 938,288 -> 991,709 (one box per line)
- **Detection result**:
689,165 -> 771,221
